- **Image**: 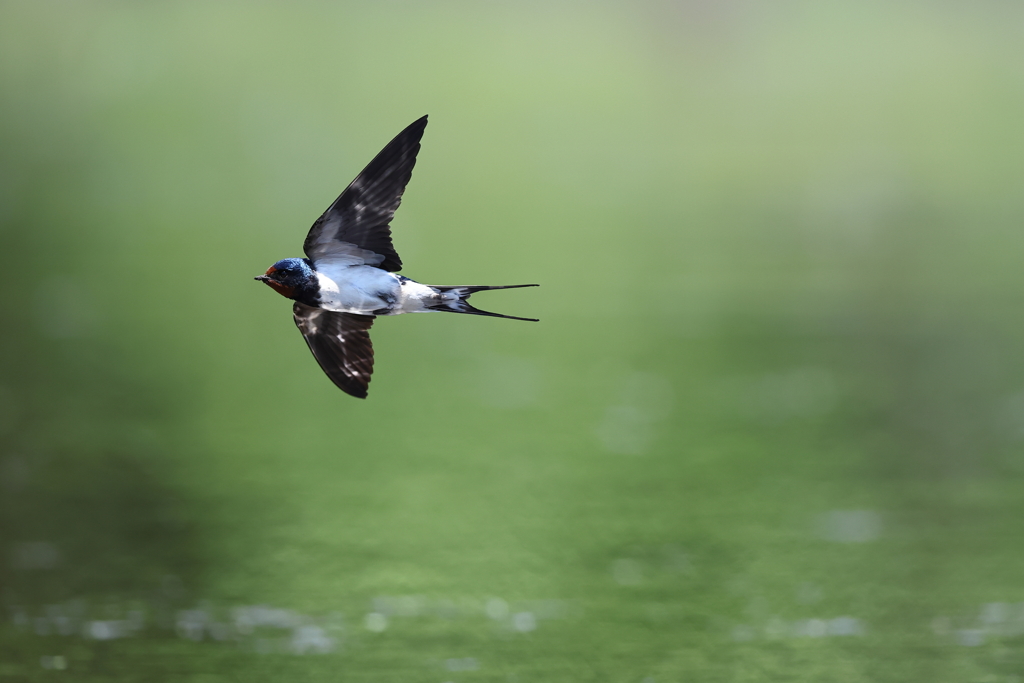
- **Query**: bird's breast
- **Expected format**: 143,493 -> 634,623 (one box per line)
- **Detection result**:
314,266 -> 401,314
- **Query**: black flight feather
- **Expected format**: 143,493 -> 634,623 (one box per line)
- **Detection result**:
302,116 -> 427,272
292,302 -> 376,399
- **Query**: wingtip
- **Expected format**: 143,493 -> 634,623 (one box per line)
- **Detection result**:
342,386 -> 369,399
397,115 -> 428,140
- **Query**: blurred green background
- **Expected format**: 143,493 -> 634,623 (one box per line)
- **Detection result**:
3,1 -> 1024,680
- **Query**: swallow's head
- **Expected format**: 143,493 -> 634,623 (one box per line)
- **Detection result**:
255,258 -> 316,300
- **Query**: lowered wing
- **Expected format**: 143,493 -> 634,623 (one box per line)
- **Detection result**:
292,302 -> 376,398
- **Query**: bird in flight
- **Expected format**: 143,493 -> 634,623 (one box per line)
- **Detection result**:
255,116 -> 538,399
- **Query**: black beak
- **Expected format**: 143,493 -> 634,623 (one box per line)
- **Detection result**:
254,275 -> 269,282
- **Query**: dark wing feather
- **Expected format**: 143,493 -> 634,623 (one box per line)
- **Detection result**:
303,116 -> 428,272
292,302 -> 376,399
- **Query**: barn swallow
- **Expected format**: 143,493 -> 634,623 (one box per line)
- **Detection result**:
256,116 -> 537,398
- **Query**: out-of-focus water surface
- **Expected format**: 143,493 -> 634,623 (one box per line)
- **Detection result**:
3,2 -> 1024,680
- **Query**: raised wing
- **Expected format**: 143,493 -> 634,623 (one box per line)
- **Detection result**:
292,302 -> 376,399
303,116 -> 428,272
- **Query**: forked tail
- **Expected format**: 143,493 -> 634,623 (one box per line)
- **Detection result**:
428,284 -> 539,321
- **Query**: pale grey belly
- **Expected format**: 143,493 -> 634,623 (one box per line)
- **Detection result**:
316,267 -> 402,314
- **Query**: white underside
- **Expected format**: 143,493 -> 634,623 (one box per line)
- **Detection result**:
314,264 -> 454,315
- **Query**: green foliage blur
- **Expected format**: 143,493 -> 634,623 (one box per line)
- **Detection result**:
3,2 -> 1024,680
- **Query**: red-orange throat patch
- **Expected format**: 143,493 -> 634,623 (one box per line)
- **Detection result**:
265,279 -> 295,298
